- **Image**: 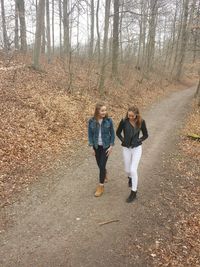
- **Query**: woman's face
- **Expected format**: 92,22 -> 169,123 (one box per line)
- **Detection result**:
128,111 -> 136,121
99,106 -> 107,118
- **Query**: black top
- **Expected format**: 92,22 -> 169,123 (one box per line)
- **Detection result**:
116,119 -> 148,148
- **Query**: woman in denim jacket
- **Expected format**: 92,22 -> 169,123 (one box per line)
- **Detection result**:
88,103 -> 115,197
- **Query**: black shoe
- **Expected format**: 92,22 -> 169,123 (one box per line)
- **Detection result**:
126,190 -> 137,203
128,177 -> 132,188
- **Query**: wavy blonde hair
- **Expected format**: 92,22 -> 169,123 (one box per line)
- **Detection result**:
94,103 -> 108,120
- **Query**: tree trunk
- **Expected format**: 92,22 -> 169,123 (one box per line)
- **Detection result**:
52,0 -> 54,54
98,0 -> 111,93
96,0 -> 100,63
59,0 -> 62,56
170,3 -> 184,76
136,0 -> 144,69
41,9 -> 46,54
15,0 -> 19,49
195,70 -> 200,106
16,0 -> 27,51
89,0 -> 95,59
166,0 -> 178,70
63,0 -> 70,55
33,0 -> 45,69
145,0 -> 158,72
175,0 -> 189,80
141,0 -> 148,68
112,0 -> 119,77
119,0 -> 124,62
46,0 -> 51,62
0,0 -> 9,50
192,0 -> 200,63
77,1 -> 80,55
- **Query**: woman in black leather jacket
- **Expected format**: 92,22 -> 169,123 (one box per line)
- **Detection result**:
116,106 -> 148,202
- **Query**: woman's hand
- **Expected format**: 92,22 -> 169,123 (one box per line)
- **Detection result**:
106,146 -> 113,157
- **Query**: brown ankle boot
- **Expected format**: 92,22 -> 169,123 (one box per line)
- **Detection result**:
94,185 -> 104,197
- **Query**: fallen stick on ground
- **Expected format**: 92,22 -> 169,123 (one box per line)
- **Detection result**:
99,219 -> 120,226
187,133 -> 200,140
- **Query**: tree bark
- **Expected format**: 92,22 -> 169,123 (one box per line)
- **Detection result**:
98,0 -> 111,93
166,0 -> 178,70
0,0 -> 9,50
89,0 -> 95,59
33,0 -> 45,69
145,0 -> 158,72
96,0 -> 100,63
16,0 -> 27,51
112,0 -> 120,77
46,0 -> 51,62
59,0 -> 62,56
141,0 -> 148,66
77,1 -> 80,55
15,0 -> 19,49
119,0 -> 124,62
41,8 -> 46,54
175,0 -> 189,80
195,69 -> 200,106
136,0 -> 144,69
192,0 -> 200,63
63,0 -> 70,55
52,0 -> 54,54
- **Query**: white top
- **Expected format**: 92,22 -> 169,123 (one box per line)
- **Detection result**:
98,119 -> 103,145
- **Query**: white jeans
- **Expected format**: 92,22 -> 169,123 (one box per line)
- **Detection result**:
122,146 -> 142,191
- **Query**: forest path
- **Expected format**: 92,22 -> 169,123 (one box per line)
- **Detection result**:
0,87 -> 195,267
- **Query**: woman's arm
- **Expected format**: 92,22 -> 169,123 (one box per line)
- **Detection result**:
109,118 -> 115,146
88,119 -> 94,146
116,119 -> 124,142
139,120 -> 148,142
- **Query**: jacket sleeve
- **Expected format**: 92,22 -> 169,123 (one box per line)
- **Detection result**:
139,120 -> 148,142
116,119 -> 124,142
88,119 -> 94,146
109,118 -> 115,146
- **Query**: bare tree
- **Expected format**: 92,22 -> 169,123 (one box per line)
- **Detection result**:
112,0 -> 120,77
63,0 -> 70,55
175,0 -> 189,80
119,0 -> 124,62
145,0 -> 158,72
191,0 -> 200,63
15,0 -> 19,49
0,0 -> 9,50
52,0 -> 55,54
195,68 -> 200,105
16,0 -> 27,51
98,0 -> 111,93
46,0 -> 51,62
89,0 -> 95,59
33,0 -> 45,69
59,0 -> 62,56
96,0 -> 101,63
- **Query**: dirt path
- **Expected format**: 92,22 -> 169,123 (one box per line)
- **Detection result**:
0,87 -> 195,267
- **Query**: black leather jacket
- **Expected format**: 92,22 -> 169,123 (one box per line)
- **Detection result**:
116,118 -> 148,148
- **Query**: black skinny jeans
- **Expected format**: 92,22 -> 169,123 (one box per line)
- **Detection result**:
94,145 -> 108,184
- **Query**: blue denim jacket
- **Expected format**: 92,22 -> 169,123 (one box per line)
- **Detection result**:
88,117 -> 115,149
